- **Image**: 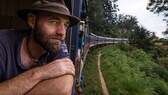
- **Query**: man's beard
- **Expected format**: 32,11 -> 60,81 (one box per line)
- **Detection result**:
33,24 -> 64,53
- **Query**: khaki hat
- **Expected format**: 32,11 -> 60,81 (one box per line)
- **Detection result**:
17,0 -> 80,27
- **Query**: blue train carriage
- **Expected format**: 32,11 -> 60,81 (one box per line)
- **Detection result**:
70,0 -> 89,94
90,33 -> 129,46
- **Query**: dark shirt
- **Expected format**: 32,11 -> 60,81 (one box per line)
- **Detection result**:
0,29 -> 68,82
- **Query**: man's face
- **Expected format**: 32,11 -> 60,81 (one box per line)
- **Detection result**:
32,12 -> 70,53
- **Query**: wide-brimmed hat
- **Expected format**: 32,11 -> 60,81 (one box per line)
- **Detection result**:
17,0 -> 80,27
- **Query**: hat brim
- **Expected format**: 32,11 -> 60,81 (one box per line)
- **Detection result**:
17,9 -> 80,27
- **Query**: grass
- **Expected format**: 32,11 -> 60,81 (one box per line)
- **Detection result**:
82,48 -> 103,95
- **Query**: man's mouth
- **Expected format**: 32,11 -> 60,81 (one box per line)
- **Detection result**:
50,38 -> 61,43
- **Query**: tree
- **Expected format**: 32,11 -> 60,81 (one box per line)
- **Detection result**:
102,0 -> 119,37
147,0 -> 168,17
87,0 -> 104,35
129,26 -> 156,51
116,14 -> 139,38
147,0 -> 168,35
88,0 -> 119,36
103,0 -> 118,23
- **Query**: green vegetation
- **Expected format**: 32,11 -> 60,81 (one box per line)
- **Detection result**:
83,43 -> 168,95
82,48 -> 103,95
84,0 -> 168,94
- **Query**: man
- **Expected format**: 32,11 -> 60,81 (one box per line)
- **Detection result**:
0,0 -> 80,95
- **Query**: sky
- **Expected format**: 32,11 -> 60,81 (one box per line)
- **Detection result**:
117,0 -> 167,38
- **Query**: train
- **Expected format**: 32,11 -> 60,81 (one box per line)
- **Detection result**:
89,33 -> 128,47
0,0 -> 128,94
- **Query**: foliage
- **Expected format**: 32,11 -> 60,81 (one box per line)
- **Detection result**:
83,44 -> 168,95
114,42 -> 135,52
87,0 -> 166,39
147,0 -> 168,35
147,45 -> 168,60
88,0 -> 119,37
147,0 -> 168,17
158,56 -> 168,68
82,48 -> 103,95
129,26 -> 156,51
102,0 -> 119,37
116,14 -> 139,38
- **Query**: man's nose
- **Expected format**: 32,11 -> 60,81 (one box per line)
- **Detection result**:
56,23 -> 66,35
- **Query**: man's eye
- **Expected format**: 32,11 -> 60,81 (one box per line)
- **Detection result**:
49,20 -> 58,24
64,23 -> 69,28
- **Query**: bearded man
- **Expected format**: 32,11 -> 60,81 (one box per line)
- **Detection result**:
0,0 -> 79,95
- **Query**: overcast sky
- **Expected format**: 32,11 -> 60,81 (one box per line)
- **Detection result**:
117,0 -> 167,38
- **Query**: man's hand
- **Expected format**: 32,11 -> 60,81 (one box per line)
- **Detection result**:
40,58 -> 75,80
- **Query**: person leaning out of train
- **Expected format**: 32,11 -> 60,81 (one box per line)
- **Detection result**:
0,0 -> 80,95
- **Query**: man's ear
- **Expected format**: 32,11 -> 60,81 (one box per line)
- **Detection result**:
27,13 -> 36,29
